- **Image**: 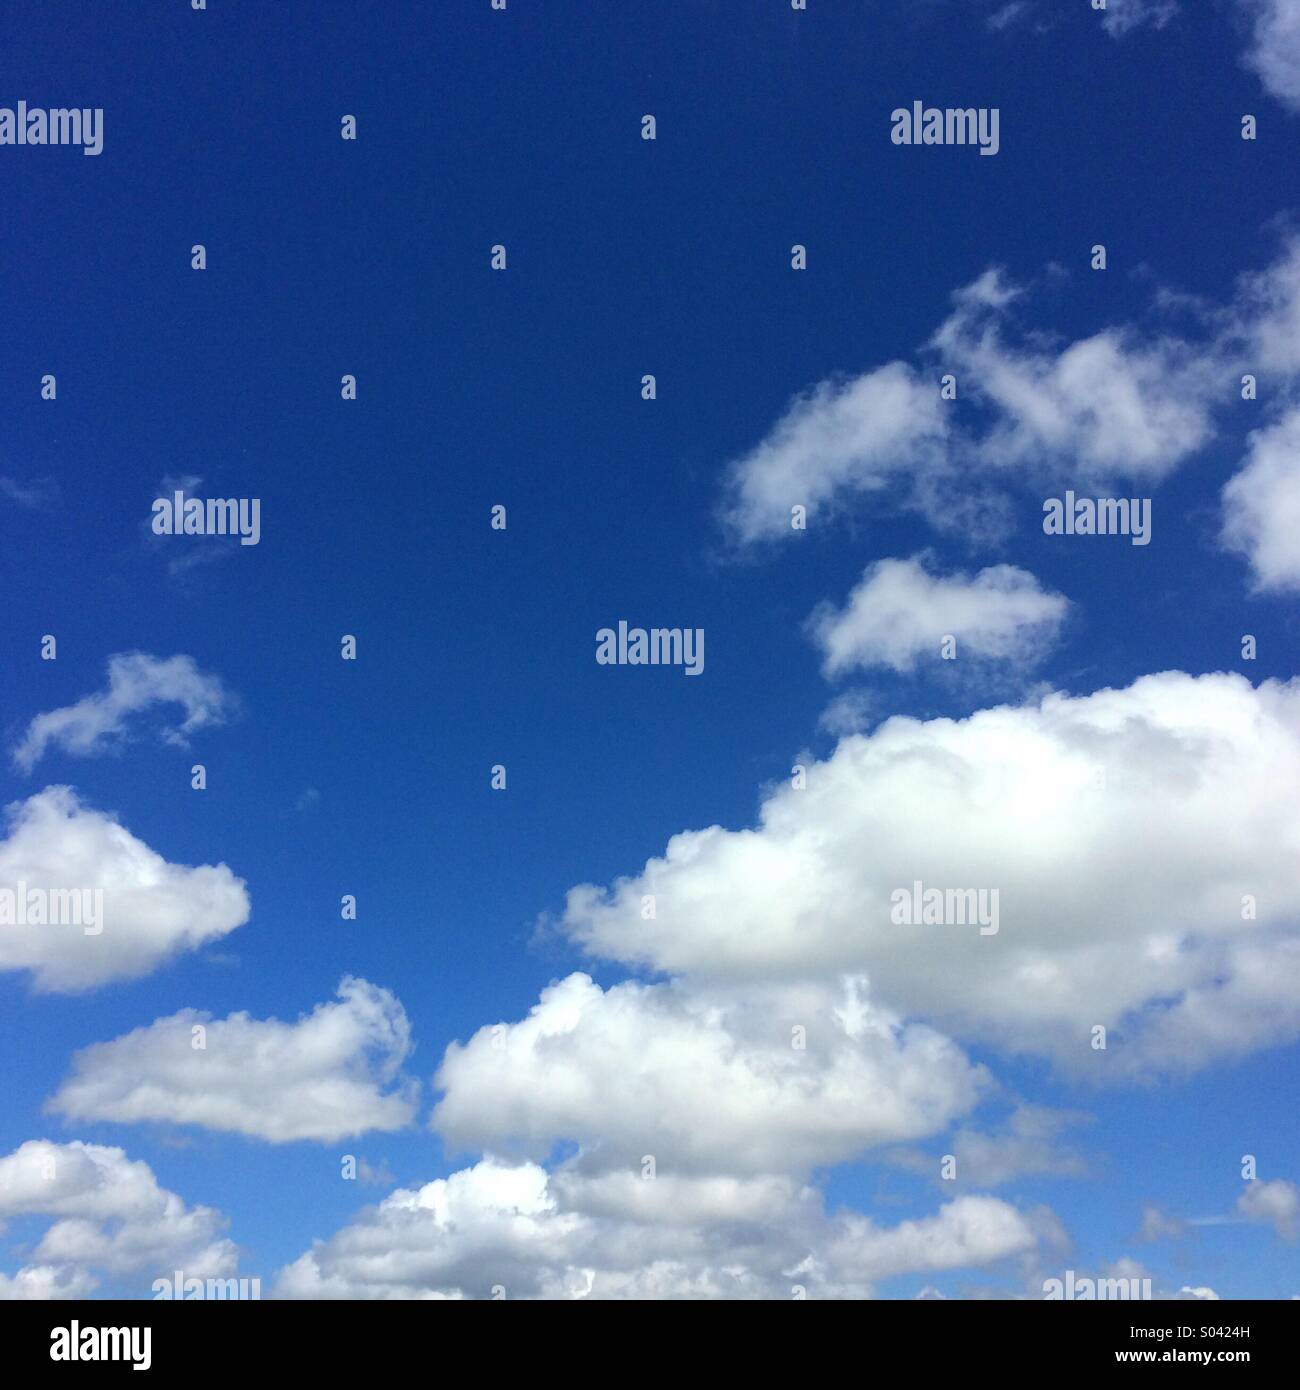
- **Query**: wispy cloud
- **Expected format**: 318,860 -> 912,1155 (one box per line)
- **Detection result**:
13,653 -> 235,772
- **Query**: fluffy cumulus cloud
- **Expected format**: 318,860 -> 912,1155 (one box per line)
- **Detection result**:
47,977 -> 418,1142
275,1156 -> 1045,1299
13,653 -> 233,772
1221,409 -> 1300,592
278,886 -> 1072,1296
272,662 -> 1300,1295
433,972 -> 985,1174
264,675 -> 1300,1300
556,672 -> 1300,1074
0,1141 -> 236,1298
0,787 -> 249,992
808,555 -> 1068,676
1237,1178 -> 1300,1239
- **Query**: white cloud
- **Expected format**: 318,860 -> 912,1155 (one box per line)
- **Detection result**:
48,978 -> 418,1143
809,555 -> 1068,676
0,787 -> 249,992
1222,409 -> 1300,591
720,236 -> 1300,567
0,1264 -> 97,1300
275,1156 -> 1044,1299
1214,241 -> 1300,588
820,1194 -> 1044,1287
557,671 -> 1300,1073
1237,1178 -> 1300,1238
720,362 -> 946,544
433,972 -> 985,1175
276,1159 -> 582,1301
13,653 -> 234,772
720,259 -> 1223,547
1233,234 -> 1300,375
274,956 -> 1055,1298
1242,0 -> 1300,112
818,690 -> 877,736
0,1140 -> 236,1297
932,269 -> 1219,482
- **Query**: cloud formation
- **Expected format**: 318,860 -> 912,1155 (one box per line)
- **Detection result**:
48,978 -> 419,1142
1238,1178 -> 1300,1239
718,253 -> 1234,545
808,555 -> 1068,676
0,787 -> 249,992
1242,0 -> 1300,112
0,1140 -> 236,1299
433,972 -> 984,1175
719,233 -> 1300,586
276,1156 -> 1047,1299
556,672 -> 1300,1074
720,361 -> 946,545
14,653 -> 234,772
1221,408 -> 1300,592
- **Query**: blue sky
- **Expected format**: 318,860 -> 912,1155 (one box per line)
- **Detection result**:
1,0 -> 1299,1300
